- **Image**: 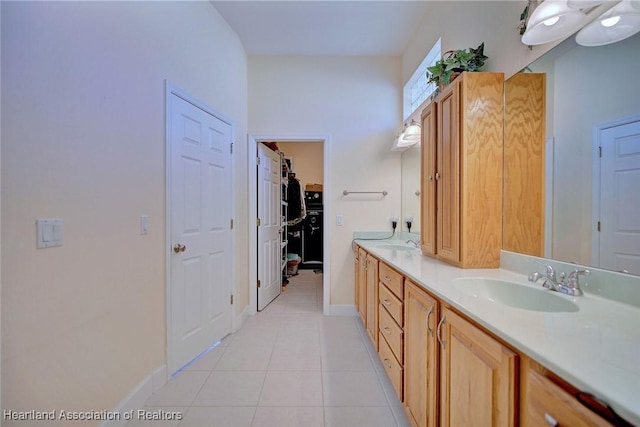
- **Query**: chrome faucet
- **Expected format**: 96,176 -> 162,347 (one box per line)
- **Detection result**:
528,261 -> 589,297
405,237 -> 420,248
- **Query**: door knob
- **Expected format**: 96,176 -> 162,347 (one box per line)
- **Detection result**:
173,244 -> 186,253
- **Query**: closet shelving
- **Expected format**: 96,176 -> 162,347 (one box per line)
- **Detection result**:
280,152 -> 289,275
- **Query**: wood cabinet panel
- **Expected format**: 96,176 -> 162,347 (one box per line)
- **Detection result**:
436,84 -> 460,264
404,281 -> 439,427
379,282 -> 403,326
379,303 -> 404,363
379,262 -> 404,299
357,247 -> 367,327
439,307 -> 517,427
365,255 -> 379,347
504,73 -> 546,257
421,102 -> 437,256
421,72 -> 504,268
379,331 -> 403,401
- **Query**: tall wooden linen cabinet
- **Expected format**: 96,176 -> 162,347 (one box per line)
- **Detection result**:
420,72 -> 504,268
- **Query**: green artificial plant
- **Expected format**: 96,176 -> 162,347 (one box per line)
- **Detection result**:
426,42 -> 488,87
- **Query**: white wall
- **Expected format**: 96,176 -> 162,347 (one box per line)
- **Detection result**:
277,141 -> 324,187
249,56 -> 402,306
1,1 -> 247,422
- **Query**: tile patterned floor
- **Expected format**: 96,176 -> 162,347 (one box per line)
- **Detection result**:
129,270 -> 410,427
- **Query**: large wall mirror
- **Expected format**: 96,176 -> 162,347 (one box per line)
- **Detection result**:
504,32 -> 640,275
401,145 -> 421,233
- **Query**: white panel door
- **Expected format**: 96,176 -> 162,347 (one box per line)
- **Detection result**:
169,93 -> 232,373
257,143 -> 282,310
599,119 -> 640,275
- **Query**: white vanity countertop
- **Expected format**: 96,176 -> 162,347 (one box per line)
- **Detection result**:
354,238 -> 640,425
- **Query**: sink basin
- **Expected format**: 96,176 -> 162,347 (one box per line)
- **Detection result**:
376,244 -> 419,252
453,278 -> 579,313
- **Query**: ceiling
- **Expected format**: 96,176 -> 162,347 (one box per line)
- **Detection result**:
211,1 -> 432,56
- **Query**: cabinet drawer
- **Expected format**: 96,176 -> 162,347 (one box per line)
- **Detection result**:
379,262 -> 404,299
379,283 -> 403,327
378,304 -> 404,363
525,369 -> 612,427
378,331 -> 403,402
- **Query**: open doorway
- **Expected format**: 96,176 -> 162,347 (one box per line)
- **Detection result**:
248,135 -> 331,316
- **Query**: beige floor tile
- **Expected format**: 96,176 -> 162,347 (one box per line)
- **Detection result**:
182,344 -> 226,371
144,372 -> 210,406
258,371 -> 323,407
323,371 -> 388,407
252,407 -> 324,427
324,406 -> 397,427
180,406 -> 256,427
192,371 -> 266,406
214,343 -> 274,371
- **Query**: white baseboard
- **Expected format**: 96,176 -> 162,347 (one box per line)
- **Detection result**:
234,304 -> 250,332
327,304 -> 357,316
99,365 -> 167,427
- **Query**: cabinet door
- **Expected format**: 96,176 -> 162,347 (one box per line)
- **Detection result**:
404,281 -> 439,427
523,366 -> 612,427
439,307 -> 517,427
421,102 -> 437,257
436,83 -> 460,264
357,248 -> 367,327
365,255 -> 379,347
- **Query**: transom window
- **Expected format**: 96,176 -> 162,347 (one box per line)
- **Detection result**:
403,38 -> 441,120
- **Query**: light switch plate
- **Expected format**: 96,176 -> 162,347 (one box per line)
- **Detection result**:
140,215 -> 149,235
336,214 -> 344,226
36,218 -> 63,248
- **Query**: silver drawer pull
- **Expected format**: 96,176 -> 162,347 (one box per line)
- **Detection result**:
383,327 -> 392,335
426,304 -> 434,337
436,315 -> 446,349
384,275 -> 391,281
382,299 -> 392,307
383,358 -> 392,369
544,413 -> 558,426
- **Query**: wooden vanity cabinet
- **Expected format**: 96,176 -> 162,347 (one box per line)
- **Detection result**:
439,307 -> 518,427
377,261 -> 405,400
521,358 -> 613,427
355,246 -> 367,327
420,72 -> 504,268
365,254 -> 379,347
420,102 -> 437,257
404,281 -> 439,427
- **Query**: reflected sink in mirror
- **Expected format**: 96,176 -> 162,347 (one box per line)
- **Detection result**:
453,278 -> 579,313
376,244 -> 420,252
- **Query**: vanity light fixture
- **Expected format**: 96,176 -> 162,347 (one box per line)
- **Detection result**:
400,119 -> 421,144
575,0 -> 640,46
391,120 -> 421,151
522,0 -> 588,45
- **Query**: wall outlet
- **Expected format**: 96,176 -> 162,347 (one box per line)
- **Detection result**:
140,215 -> 149,235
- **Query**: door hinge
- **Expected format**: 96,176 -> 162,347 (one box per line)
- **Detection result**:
230,142 -> 234,154
230,294 -> 234,305
230,219 -> 234,229
257,156 -> 261,166
597,221 -> 601,232
257,279 -> 261,288
599,146 -> 602,158
257,217 -> 261,226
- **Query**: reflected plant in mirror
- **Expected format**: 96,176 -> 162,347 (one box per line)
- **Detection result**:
503,32 -> 640,275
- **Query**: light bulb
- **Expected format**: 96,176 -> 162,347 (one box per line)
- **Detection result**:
543,16 -> 561,26
601,15 -> 621,27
